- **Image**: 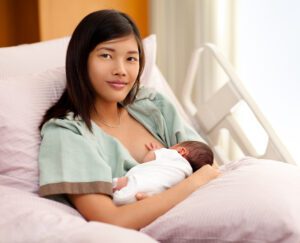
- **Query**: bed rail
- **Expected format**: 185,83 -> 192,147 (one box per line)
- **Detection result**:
181,44 -> 295,164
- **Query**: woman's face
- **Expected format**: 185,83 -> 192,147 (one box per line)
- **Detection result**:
88,34 -> 140,105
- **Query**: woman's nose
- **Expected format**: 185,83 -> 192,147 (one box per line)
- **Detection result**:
112,60 -> 126,76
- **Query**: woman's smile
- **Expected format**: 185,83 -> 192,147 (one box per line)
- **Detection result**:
88,34 -> 139,103
106,80 -> 128,90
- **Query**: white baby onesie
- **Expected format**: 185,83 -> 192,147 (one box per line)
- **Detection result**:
113,148 -> 193,205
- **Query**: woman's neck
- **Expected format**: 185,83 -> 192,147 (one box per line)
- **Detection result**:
91,100 -> 122,128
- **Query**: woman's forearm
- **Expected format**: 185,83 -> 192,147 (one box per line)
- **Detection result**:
114,175 -> 198,229
118,164 -> 219,229
69,164 -> 219,230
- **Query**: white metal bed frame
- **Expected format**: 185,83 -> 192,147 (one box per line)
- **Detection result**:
181,43 -> 295,165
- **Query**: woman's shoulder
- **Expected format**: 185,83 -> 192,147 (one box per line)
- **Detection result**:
134,86 -> 172,107
41,112 -> 87,137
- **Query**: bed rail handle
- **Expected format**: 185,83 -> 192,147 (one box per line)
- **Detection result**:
181,47 -> 204,116
181,43 -> 295,164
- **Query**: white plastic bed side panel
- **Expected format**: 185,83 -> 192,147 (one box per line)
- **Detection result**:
196,82 -> 241,132
181,43 -> 295,164
208,117 -> 289,163
181,48 -> 204,116
212,145 -> 229,164
205,44 -> 295,164
263,141 -> 291,162
210,115 -> 259,156
225,115 -> 262,156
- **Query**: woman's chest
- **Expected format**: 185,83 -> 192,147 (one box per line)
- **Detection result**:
103,112 -> 165,163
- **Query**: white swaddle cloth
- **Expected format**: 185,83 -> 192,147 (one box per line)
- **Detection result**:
113,148 -> 193,205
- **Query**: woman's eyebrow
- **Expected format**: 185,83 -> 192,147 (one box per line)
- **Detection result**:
128,50 -> 139,54
96,47 -> 115,52
96,47 -> 138,55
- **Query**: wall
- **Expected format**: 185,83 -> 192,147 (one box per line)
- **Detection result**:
38,0 -> 149,41
235,0 -> 300,163
0,0 -> 40,46
0,0 -> 16,46
0,0 -> 149,47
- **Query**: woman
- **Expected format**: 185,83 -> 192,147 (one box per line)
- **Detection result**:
38,9 -> 220,230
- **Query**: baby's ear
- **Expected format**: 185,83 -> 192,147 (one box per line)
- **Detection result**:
178,147 -> 188,156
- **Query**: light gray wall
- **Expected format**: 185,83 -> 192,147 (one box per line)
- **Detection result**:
235,0 -> 300,162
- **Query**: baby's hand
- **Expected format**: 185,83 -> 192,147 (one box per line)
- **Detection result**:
145,142 -> 160,151
135,192 -> 149,201
112,177 -> 128,192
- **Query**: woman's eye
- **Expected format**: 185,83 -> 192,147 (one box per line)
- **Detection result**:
128,57 -> 138,62
100,53 -> 111,59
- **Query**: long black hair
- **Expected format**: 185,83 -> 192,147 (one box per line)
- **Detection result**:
39,9 -> 145,131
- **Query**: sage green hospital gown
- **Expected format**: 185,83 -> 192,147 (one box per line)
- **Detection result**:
38,87 -> 202,200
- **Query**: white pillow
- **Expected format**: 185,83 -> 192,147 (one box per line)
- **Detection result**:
0,34 -> 156,82
0,67 -> 66,192
140,35 -> 156,85
0,35 -> 158,193
0,37 -> 70,79
141,157 -> 300,242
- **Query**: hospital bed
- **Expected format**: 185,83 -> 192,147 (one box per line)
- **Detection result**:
0,35 -> 299,243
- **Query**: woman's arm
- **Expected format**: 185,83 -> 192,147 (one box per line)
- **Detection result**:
68,164 -> 219,230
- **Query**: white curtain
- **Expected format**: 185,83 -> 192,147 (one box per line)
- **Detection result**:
150,0 -> 236,101
150,0 -> 240,160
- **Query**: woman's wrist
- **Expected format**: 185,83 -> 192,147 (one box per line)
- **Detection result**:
187,164 -> 220,189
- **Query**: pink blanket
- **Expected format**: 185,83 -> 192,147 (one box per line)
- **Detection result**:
0,184 -> 156,242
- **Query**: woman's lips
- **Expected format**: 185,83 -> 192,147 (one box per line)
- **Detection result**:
107,80 -> 127,90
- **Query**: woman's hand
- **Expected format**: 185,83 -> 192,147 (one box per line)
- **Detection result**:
187,164 -> 220,188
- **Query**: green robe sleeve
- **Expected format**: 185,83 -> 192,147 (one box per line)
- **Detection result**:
38,118 -> 113,197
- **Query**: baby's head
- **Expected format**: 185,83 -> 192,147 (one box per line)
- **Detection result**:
170,141 -> 214,172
